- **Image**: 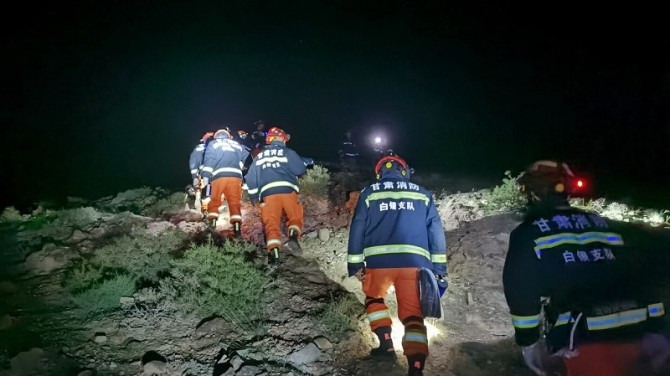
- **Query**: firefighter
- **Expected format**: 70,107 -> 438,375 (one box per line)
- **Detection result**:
338,130 -> 359,171
245,126 -> 310,265
250,120 -> 267,158
188,131 -> 214,212
503,160 -> 670,376
347,154 -> 447,376
200,128 -> 249,237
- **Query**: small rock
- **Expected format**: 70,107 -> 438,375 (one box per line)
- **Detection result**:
313,336 -> 333,350
0,281 -> 18,294
77,370 -> 94,376
145,221 -> 176,237
305,231 -> 318,239
119,296 -> 135,305
143,360 -> 167,375
288,343 -> 321,366
110,361 -> 117,369
94,334 -> 107,344
466,291 -> 474,305
318,228 -> 330,242
237,365 -> 261,375
0,314 -> 15,330
195,317 -> 236,338
66,229 -> 89,244
230,355 -> 244,371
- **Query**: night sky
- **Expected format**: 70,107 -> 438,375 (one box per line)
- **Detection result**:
2,2 -> 669,209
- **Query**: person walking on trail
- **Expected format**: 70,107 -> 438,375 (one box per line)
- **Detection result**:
245,126 -> 311,266
200,127 -> 249,237
188,131 -> 214,212
503,160 -> 670,376
347,154 -> 447,376
338,130 -> 359,171
250,120 -> 267,159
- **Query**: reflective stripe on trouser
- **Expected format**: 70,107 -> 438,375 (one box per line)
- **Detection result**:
363,267 -> 428,357
260,192 -> 304,251
208,177 -> 243,223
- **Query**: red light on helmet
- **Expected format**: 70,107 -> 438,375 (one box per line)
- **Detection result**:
572,178 -> 587,191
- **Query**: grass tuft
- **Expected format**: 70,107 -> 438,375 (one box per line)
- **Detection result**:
71,274 -> 136,315
160,240 -> 268,331
299,165 -> 330,197
316,293 -> 361,340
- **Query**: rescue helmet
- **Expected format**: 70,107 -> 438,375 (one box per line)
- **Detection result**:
266,126 -> 290,144
200,131 -> 215,142
517,160 -> 575,201
213,127 -> 232,139
375,154 -> 409,180
237,130 -> 248,139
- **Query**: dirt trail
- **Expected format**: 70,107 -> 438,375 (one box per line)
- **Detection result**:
300,213 -> 531,376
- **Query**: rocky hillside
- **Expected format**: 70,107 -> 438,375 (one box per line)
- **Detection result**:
0,176 -> 536,376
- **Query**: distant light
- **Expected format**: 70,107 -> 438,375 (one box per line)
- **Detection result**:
374,136 -> 382,144
577,180 -> 584,188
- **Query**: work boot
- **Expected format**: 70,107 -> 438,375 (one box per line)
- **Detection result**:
406,354 -> 426,376
267,247 -> 280,267
370,327 -> 396,358
285,229 -> 302,255
232,222 -> 242,238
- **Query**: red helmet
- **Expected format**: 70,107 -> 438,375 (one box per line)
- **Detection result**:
200,132 -> 215,142
266,127 -> 290,144
517,160 -> 577,198
375,155 -> 409,178
213,128 -> 232,139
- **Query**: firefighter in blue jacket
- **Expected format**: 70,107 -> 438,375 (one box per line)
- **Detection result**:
503,160 -> 670,376
200,128 -> 249,237
347,154 -> 447,376
189,131 -> 214,211
245,126 -> 312,265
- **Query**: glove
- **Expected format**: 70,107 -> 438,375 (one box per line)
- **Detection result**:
201,178 -> 209,187
193,178 -> 200,187
522,342 -> 548,376
436,275 -> 448,297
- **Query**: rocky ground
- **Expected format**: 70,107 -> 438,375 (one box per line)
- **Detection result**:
0,176 -> 532,376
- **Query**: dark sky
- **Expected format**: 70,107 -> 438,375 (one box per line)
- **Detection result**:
2,1 -> 669,208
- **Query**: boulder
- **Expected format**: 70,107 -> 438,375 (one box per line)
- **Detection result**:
288,343 -> 321,366
9,348 -> 46,376
145,221 -> 176,237
143,360 -> 167,375
24,245 -> 78,275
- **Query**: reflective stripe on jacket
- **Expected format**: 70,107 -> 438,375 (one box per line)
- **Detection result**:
245,141 -> 307,202
201,137 -> 249,181
347,170 -> 446,276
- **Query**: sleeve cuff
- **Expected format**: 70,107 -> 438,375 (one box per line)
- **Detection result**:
347,263 -> 364,277
432,263 -> 447,276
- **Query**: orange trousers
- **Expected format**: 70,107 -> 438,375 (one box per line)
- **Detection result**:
563,342 -> 643,376
207,177 -> 243,224
260,192 -> 303,250
363,267 -> 428,357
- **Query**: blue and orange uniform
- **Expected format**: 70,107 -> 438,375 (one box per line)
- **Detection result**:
347,155 -> 446,376
504,160 -> 669,376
